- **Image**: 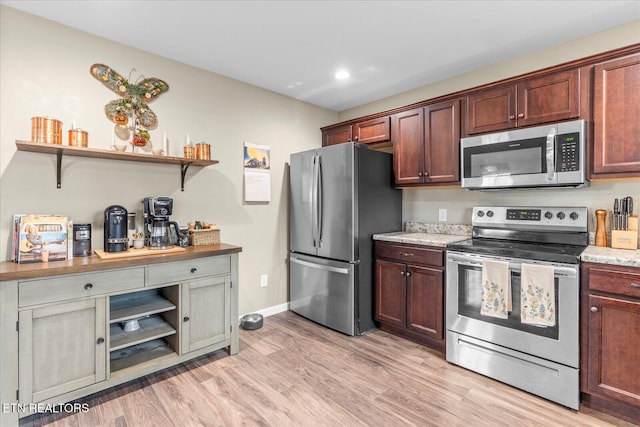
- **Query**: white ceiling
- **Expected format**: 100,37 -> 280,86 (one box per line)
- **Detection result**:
2,1 -> 640,111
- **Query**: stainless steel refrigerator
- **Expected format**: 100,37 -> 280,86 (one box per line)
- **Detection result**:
289,142 -> 402,336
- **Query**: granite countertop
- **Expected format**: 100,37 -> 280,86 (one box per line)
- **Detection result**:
581,245 -> 640,268
373,231 -> 470,248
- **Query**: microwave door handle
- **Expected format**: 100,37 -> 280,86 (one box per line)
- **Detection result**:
546,132 -> 555,181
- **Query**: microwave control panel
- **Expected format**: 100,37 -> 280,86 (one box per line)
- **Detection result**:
556,132 -> 580,172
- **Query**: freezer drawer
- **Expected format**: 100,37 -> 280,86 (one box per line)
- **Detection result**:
289,254 -> 356,336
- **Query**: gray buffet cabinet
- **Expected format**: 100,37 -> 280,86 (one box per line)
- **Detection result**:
0,244 -> 242,426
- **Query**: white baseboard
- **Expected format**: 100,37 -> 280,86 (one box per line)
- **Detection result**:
239,302 -> 289,322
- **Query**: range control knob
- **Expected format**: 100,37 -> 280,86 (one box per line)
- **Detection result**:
570,212 -> 579,220
486,210 -> 494,218
557,212 -> 566,220
477,210 -> 485,217
544,211 -> 553,219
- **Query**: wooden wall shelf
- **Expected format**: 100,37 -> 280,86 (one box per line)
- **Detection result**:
15,140 -> 219,191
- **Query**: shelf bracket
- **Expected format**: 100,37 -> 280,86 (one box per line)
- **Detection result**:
56,149 -> 63,189
180,163 -> 192,192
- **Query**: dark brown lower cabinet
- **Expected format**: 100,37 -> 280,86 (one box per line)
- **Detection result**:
581,262 -> 640,423
374,241 -> 444,352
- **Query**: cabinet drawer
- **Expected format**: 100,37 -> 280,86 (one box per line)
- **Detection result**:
375,242 -> 443,266
587,265 -> 640,299
148,256 -> 230,286
19,268 -> 143,307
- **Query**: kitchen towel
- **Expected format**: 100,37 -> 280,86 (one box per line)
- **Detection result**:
520,263 -> 556,327
480,259 -> 511,319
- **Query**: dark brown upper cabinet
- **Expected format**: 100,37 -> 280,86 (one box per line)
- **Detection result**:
464,69 -> 580,135
591,52 -> 640,178
322,116 -> 391,146
392,99 -> 460,187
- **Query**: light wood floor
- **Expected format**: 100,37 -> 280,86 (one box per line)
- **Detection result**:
21,311 -> 637,427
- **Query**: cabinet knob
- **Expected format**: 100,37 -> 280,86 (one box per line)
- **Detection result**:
354,136 -> 359,141
406,272 -> 411,277
509,115 -> 516,120
517,113 -> 524,118
400,271 -> 405,276
590,306 -> 599,313
84,283 -> 93,290
96,337 -> 105,345
190,268 -> 197,273
631,283 -> 640,289
183,316 -> 190,322
423,172 -> 429,177
418,172 -> 423,177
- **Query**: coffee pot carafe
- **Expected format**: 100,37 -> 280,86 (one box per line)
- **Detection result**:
149,220 -> 179,250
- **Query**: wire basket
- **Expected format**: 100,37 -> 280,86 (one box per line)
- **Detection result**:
188,228 -> 220,246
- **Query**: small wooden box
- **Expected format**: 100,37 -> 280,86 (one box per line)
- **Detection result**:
611,216 -> 638,250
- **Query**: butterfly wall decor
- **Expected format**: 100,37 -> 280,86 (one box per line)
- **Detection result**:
90,63 -> 169,128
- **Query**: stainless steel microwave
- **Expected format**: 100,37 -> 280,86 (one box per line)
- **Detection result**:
460,119 -> 588,190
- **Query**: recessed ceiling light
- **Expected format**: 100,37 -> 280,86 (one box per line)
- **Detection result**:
335,70 -> 350,80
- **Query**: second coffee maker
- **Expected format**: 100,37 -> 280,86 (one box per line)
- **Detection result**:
142,196 -> 179,250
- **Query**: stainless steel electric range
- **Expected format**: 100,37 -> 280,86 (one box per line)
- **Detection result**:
446,206 -> 588,410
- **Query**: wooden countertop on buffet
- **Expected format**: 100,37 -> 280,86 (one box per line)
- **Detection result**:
0,243 -> 242,281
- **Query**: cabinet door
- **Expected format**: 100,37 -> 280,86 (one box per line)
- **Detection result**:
353,116 -> 391,144
424,99 -> 460,184
392,107 -> 425,185
406,265 -> 444,340
19,298 -> 106,404
592,53 -> 640,176
322,124 -> 352,146
181,275 -> 230,354
517,69 -> 579,127
465,84 -> 516,135
586,294 -> 640,407
374,259 -> 406,328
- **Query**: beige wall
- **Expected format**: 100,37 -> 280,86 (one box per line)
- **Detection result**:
339,20 -> 640,235
0,6 -> 337,316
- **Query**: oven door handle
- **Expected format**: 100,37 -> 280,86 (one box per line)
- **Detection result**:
447,254 -> 577,276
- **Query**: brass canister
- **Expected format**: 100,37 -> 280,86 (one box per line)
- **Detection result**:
31,116 -> 63,144
68,129 -> 89,147
196,143 -> 211,160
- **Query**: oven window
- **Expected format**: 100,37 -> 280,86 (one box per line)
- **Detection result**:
457,264 -> 559,340
464,137 -> 547,178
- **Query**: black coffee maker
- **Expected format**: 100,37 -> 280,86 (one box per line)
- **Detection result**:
104,205 -> 129,252
142,197 -> 179,250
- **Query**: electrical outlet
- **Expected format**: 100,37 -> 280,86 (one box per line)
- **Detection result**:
260,274 -> 268,287
439,209 -> 447,222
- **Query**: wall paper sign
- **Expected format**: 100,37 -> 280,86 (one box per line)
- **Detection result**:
243,142 -> 271,202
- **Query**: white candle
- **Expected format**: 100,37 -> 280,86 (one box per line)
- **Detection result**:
186,133 -> 191,146
72,120 -> 77,130
163,132 -> 168,154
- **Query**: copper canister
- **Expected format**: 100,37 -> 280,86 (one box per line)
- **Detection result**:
68,129 -> 89,147
183,145 -> 196,159
196,143 -> 211,160
31,116 -> 63,144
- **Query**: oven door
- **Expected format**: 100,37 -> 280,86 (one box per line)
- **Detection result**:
446,251 -> 579,368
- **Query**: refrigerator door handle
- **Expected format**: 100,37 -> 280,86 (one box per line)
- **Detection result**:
311,155 -> 319,247
290,257 -> 350,275
317,156 -> 323,247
